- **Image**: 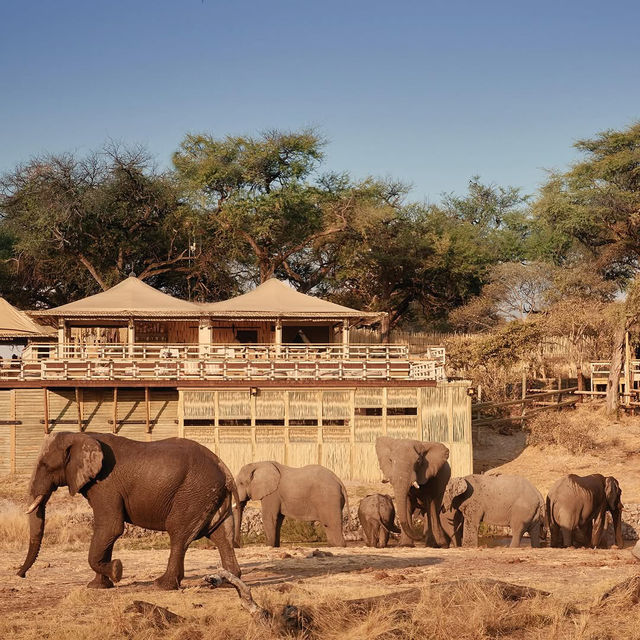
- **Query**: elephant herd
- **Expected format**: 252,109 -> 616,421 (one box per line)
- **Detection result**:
14,431 -> 624,591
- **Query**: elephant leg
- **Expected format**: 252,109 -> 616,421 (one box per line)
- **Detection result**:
549,522 -> 562,548
509,521 -> 526,548
370,522 -> 381,548
528,521 -> 541,548
560,526 -> 573,548
379,525 -> 390,548
87,518 -> 124,589
462,518 -> 479,547
323,512 -> 346,547
208,518 -> 241,578
155,532 -> 190,590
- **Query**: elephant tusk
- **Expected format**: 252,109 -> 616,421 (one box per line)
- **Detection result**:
412,481 -> 420,489
25,495 -> 44,515
232,502 -> 237,509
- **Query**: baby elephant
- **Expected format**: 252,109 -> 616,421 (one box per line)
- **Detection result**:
358,494 -> 400,548
441,474 -> 544,548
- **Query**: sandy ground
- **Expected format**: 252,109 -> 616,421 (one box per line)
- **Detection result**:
2,542 -> 638,617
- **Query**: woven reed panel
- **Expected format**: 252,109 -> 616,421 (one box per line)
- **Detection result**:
288,391 -> 320,420
82,389 -> 113,433
322,390 -> 351,419
287,442 -> 318,468
182,390 -> 216,420
386,388 -> 418,408
47,390 -> 76,431
218,391 -> 251,419
15,389 -> 45,473
386,415 -> 420,440
354,388 -> 383,408
150,390 -> 179,440
0,425 -> 9,474
114,390 -> 147,441
255,390 -> 285,420
183,426 -> 216,453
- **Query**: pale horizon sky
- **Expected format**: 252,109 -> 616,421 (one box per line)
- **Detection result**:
1,0 -> 639,202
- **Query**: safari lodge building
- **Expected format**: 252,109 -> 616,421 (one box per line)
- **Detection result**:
0,277 -> 472,480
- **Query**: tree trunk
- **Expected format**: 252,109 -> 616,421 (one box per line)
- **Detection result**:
605,321 -> 627,414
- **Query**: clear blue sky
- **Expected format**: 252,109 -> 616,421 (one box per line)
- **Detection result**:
1,0 -> 639,201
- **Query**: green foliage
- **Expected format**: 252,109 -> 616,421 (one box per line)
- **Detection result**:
470,321 -> 543,368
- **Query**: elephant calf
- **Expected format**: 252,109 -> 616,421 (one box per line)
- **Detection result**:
236,461 -> 349,547
546,474 -> 623,548
441,474 -> 544,548
358,494 -> 400,548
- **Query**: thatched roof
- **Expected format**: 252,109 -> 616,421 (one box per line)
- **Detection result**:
33,275 -> 202,320
0,297 -> 54,340
203,278 -> 383,323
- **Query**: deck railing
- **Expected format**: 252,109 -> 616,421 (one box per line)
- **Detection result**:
6,342 -> 446,382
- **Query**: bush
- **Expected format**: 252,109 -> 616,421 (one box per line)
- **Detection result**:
524,410 -> 598,454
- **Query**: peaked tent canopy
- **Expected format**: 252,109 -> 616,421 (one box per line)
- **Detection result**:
32,275 -> 202,319
203,278 -> 384,323
0,297 -> 54,340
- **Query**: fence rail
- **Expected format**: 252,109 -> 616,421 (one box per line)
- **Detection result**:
472,386 -> 579,428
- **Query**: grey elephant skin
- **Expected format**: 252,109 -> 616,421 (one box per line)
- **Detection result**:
358,494 -> 400,548
235,461 -> 349,547
546,474 -> 623,548
441,474 -> 545,548
17,432 -> 241,590
375,436 -> 450,547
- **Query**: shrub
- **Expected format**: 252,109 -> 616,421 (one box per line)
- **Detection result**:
525,410 -> 599,454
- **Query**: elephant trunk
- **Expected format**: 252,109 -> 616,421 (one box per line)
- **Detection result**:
394,479 -> 424,542
17,493 -> 50,578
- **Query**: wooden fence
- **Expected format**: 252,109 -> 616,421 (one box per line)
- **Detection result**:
471,387 -> 579,429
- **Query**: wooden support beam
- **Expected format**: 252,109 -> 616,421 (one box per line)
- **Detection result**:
113,388 -> 118,433
145,387 -> 151,434
10,389 -> 16,474
75,387 -> 84,431
43,388 -> 49,434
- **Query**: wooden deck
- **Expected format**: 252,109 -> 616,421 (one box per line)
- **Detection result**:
5,342 -> 446,384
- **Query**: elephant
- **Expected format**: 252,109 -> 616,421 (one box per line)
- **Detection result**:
235,461 -> 349,547
546,474 -> 623,549
358,494 -> 400,548
17,432 -> 241,590
375,436 -> 450,547
440,474 -> 545,548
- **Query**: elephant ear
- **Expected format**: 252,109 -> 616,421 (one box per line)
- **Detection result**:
443,477 -> 468,509
64,434 -> 104,496
250,463 -> 280,500
605,476 -> 621,511
415,442 -> 449,483
375,437 -> 394,481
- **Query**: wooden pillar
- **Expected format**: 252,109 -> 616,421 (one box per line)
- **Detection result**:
198,317 -> 212,358
380,313 -> 390,344
145,387 -> 151,434
127,319 -> 135,357
275,320 -> 283,345
75,387 -> 83,431
625,329 -> 632,406
284,390 -> 290,465
43,388 -> 49,434
317,391 -> 323,465
342,320 -> 350,358
57,319 -> 66,358
577,366 -> 584,403
112,388 -> 118,433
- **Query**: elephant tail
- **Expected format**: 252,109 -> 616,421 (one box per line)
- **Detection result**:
544,494 -> 552,538
339,478 -> 351,525
217,458 -> 243,548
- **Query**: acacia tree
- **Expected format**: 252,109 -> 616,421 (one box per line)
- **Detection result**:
173,130 -> 399,286
533,121 -> 640,412
0,144 -> 222,304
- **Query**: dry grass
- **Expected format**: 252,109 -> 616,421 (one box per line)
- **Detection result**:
3,577 -> 640,639
525,408 -> 600,454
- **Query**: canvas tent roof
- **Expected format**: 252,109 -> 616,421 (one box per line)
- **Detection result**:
0,297 -> 53,339
33,275 -> 202,319
203,278 -> 383,322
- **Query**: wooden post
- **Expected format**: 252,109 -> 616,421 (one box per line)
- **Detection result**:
342,320 -> 350,358
43,388 -> 49,434
520,366 -> 527,428
127,319 -> 135,357
75,387 -> 83,431
577,366 -> 584,403
198,317 -> 212,358
380,313 -> 390,344
283,390 -> 290,465
382,387 -> 388,436
57,319 -> 66,358
317,391 -> 323,465
145,387 -> 151,434
349,388 -> 356,480
250,387 -> 257,461
112,388 -> 118,433
625,329 -> 632,406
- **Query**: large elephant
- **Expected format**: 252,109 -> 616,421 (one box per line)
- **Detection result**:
235,461 -> 349,547
375,436 -> 450,547
17,432 -> 241,590
441,474 -> 545,548
358,493 -> 400,548
546,473 -> 623,549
